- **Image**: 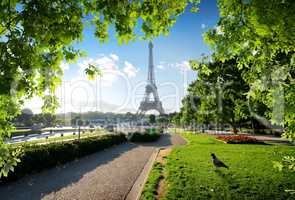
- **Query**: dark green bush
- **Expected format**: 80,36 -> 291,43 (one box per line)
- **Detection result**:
0,134 -> 126,183
129,129 -> 161,142
145,127 -> 164,134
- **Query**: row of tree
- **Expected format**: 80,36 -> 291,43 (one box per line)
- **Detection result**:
13,109 -> 59,127
174,58 -> 274,133
13,109 -> 175,128
13,110 -> 137,127
175,0 -> 294,140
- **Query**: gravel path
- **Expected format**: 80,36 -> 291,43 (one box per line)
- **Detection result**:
0,134 -> 186,200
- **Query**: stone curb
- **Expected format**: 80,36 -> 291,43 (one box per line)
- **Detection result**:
125,148 -> 161,200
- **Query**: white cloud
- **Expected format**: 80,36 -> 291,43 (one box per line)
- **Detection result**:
110,53 -> 119,62
23,96 -> 43,114
215,26 -> 224,35
77,54 -> 122,86
123,61 -> 139,77
157,64 -> 165,69
96,56 -> 118,71
77,53 -> 139,87
77,58 -> 94,72
176,61 -> 191,71
78,53 -> 120,72
60,61 -> 69,71
95,55 -> 121,86
201,23 -> 206,29
163,61 -> 191,72
155,60 -> 192,73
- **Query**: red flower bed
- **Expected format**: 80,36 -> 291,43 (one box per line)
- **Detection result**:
216,135 -> 263,144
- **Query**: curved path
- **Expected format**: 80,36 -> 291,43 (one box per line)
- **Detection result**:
0,134 -> 186,200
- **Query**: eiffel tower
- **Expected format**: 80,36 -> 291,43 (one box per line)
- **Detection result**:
137,41 -> 165,115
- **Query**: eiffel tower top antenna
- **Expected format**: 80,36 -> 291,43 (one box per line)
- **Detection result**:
148,41 -> 155,85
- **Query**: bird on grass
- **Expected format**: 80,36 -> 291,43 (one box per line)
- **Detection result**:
211,153 -> 229,169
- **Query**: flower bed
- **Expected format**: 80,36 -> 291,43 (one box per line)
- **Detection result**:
216,135 -> 264,144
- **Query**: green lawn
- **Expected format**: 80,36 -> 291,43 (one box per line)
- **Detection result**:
142,132 -> 295,200
141,162 -> 164,200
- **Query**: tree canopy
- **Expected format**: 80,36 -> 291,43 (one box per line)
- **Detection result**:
177,58 -> 251,132
204,0 -> 294,139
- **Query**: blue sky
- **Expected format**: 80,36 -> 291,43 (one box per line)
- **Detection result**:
26,0 -> 219,114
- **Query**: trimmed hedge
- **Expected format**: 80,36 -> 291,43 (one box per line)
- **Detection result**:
11,129 -> 42,137
1,134 -> 126,183
130,128 -> 162,142
130,132 -> 161,142
146,127 -> 164,134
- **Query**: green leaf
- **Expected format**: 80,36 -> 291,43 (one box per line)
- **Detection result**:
85,64 -> 102,80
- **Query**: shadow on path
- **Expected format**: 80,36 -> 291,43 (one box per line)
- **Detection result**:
0,143 -> 138,200
137,134 -> 187,148
0,134 -> 185,200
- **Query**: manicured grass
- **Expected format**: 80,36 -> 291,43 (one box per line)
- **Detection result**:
141,162 -> 164,200
143,132 -> 295,200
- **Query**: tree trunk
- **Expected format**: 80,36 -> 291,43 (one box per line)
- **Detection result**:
250,118 -> 255,135
232,124 -> 238,134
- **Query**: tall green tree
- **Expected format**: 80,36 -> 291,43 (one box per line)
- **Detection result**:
148,114 -> 156,125
157,114 -> 170,128
0,0 -> 201,177
204,0 -> 295,139
186,58 -> 251,132
172,112 -> 182,127
179,95 -> 199,127
13,108 -> 33,126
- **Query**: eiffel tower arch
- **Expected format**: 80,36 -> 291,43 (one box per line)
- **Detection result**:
137,42 -> 165,115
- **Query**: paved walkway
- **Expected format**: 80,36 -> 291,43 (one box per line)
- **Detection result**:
250,134 -> 293,145
0,134 -> 186,200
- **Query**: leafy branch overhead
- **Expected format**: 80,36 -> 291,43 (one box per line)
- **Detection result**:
0,0 -> 201,177
176,0 -> 294,143
0,0 -> 201,111
203,0 -> 295,139
85,64 -> 102,80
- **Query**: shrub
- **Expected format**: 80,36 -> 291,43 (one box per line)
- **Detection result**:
216,135 -> 264,144
129,129 -> 161,142
0,134 -> 126,183
145,127 -> 164,134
